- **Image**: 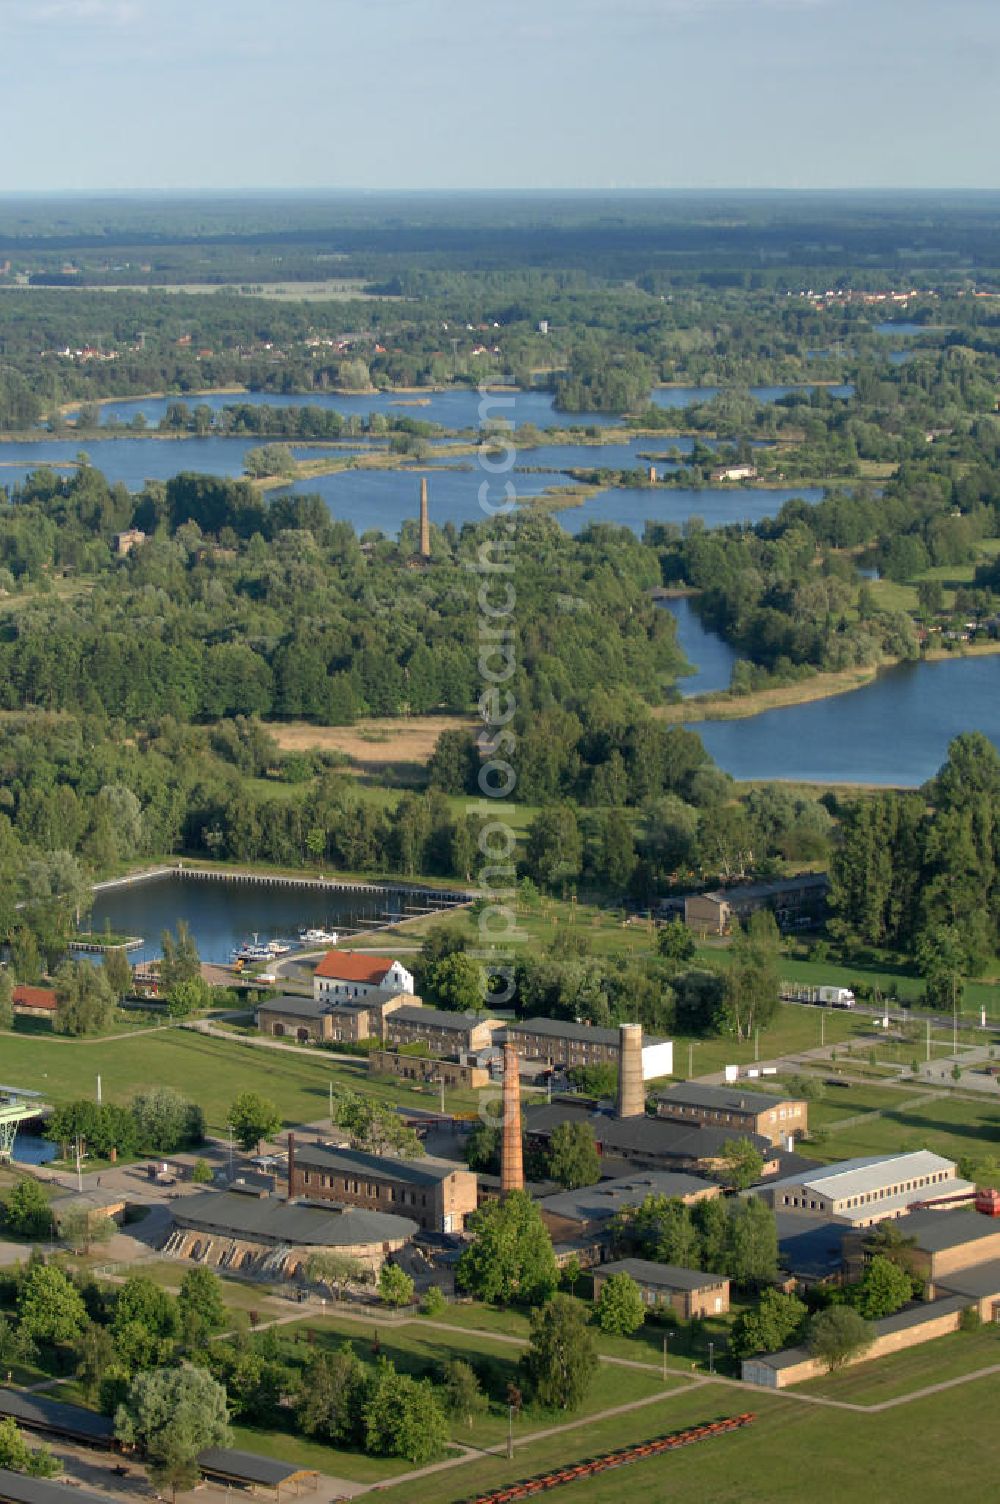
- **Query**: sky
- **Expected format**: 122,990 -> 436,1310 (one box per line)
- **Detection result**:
0,0 -> 997,193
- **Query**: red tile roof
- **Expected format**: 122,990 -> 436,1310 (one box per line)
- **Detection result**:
12,984 -> 57,1011
314,951 -> 396,984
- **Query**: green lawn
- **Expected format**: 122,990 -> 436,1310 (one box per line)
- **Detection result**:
804,1088 -> 1000,1165
229,1310 -> 675,1484
371,1371 -> 1000,1504
0,1029 -> 485,1131
798,1326 -> 1000,1404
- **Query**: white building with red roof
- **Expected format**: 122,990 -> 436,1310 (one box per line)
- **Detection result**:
313,950 -> 414,1002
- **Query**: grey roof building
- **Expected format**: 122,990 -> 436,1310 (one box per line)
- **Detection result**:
537,1170 -> 717,1230
172,1188 -> 417,1248
524,1100 -> 770,1171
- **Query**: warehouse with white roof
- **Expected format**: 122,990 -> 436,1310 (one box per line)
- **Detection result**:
754,1151 -> 973,1228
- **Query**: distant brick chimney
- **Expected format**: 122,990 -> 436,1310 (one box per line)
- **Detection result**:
286,1131 -> 297,1198
419,477 -> 431,558
617,1023 -> 644,1119
500,1043 -> 524,1195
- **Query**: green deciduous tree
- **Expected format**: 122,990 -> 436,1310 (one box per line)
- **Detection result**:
294,1344 -> 368,1446
595,1272 -> 646,1336
333,1091 -> 424,1158
520,1294 -> 598,1411
423,951 -> 487,1013
547,1121 -> 601,1191
52,959 -> 116,1036
115,1364 -> 230,1500
457,1190 -> 559,1306
159,921 -> 201,992
849,1255 -> 914,1320
807,1305 -> 874,1372
730,1289 -> 807,1359
378,1263 -> 415,1308
131,1087 -> 204,1153
17,1262 -> 87,1346
439,1358 -> 488,1429
177,1267 -> 227,1345
725,1197 -> 779,1288
362,1358 -> 449,1464
719,1137 -> 765,1191
0,1416 -> 61,1479
2,1177 -> 52,1239
102,946 -> 133,1003
227,1091 -> 282,1153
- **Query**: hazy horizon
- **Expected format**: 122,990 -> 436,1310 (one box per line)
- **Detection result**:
1,0 -> 997,195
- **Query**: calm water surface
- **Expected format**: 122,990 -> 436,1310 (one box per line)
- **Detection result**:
89,874 -> 407,965
560,485 -> 823,536
692,656 -> 1000,785
0,438 -> 370,492
662,597 -> 739,696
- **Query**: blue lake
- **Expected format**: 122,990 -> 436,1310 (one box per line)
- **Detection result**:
560,485 -> 823,537
662,597 -> 739,697
649,383 -> 854,408
692,655 -> 1000,786
70,382 -> 854,434
89,874 -> 407,965
874,321 -> 929,337
71,388 -> 622,432
0,438 -> 371,492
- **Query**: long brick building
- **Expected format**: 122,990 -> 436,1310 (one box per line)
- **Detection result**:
288,1142 -> 477,1234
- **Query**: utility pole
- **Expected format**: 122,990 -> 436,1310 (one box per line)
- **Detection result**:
662,1334 -> 668,1380
754,1029 -> 759,1063
74,1137 -> 83,1193
438,1076 -> 446,1116
329,1079 -> 334,1122
926,1016 -> 931,1064
688,1042 -> 693,1078
507,1405 -> 514,1460
820,1011 -> 825,1050
953,974 -> 959,1059
708,1340 -> 715,1375
96,1073 -> 102,1105
227,1123 -> 234,1179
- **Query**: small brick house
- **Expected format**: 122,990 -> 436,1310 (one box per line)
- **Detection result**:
592,1258 -> 730,1319
11,985 -> 58,1021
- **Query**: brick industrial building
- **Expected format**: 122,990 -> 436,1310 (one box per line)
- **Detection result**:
503,1018 -> 673,1079
655,1082 -> 808,1147
288,1141 -> 478,1234
683,873 -> 828,936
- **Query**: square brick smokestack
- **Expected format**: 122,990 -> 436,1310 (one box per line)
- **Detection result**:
500,1042 -> 524,1195
617,1023 -> 644,1119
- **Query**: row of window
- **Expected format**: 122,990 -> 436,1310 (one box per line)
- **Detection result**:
300,1170 -> 429,1208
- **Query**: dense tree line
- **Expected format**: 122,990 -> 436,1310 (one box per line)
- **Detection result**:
829,733 -> 1000,980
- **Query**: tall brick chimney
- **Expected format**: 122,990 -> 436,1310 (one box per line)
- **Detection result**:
286,1131 -> 297,1199
617,1023 -> 644,1119
500,1042 -> 524,1195
419,477 -> 431,558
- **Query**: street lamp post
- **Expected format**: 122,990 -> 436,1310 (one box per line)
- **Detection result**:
507,1405 -> 514,1460
662,1334 -> 668,1380
708,1340 -> 715,1374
